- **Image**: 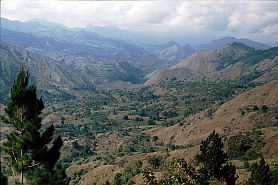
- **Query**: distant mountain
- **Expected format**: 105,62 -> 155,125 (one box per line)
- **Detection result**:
0,41 -> 146,97
145,43 -> 278,85
0,42 -> 91,103
1,28 -> 165,72
144,41 -> 195,61
85,25 -> 148,43
196,36 -> 271,50
2,18 -> 172,72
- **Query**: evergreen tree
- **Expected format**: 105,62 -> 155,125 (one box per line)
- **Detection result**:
196,131 -> 237,184
196,131 -> 227,179
2,65 -> 69,184
248,157 -> 273,185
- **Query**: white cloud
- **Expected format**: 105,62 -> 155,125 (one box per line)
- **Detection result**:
1,0 -> 278,44
261,24 -> 278,35
228,12 -> 240,28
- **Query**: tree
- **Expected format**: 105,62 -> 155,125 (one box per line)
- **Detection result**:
148,155 -> 163,169
2,65 -> 69,184
114,173 -> 123,185
248,157 -> 273,185
196,131 -> 227,179
221,162 -> 238,185
196,131 -> 238,184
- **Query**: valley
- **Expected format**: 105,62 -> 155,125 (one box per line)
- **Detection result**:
0,16 -> 278,185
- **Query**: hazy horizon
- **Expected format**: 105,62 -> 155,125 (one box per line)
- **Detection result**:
1,1 -> 278,45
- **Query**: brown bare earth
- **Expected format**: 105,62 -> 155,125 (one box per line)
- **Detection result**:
261,127 -> 278,156
80,165 -> 123,185
147,80 -> 278,147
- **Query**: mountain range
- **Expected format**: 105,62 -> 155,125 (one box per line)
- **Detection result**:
1,17 -> 277,95
1,17 -> 272,59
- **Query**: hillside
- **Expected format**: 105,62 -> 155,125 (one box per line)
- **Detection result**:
145,43 -> 278,85
34,79 -> 255,183
49,79 -> 278,185
144,67 -> 203,86
147,80 -> 278,147
0,41 -> 90,103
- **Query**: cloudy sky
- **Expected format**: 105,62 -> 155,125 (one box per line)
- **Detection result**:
1,0 -> 278,45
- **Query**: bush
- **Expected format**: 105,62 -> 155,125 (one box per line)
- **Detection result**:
261,105 -> 269,113
123,115 -> 129,120
253,105 -> 259,111
148,156 -> 163,169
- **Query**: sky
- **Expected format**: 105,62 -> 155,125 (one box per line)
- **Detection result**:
1,0 -> 278,45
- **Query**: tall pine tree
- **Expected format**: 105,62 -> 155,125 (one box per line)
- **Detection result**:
2,65 -> 69,184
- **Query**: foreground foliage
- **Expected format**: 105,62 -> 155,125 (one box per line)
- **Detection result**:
1,66 -> 69,184
143,131 -> 238,185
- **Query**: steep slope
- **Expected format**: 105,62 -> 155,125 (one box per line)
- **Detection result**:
146,43 -> 278,85
147,80 -> 278,148
0,42 -> 91,103
173,43 -> 254,72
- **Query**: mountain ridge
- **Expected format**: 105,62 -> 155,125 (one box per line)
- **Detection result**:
145,43 -> 278,85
